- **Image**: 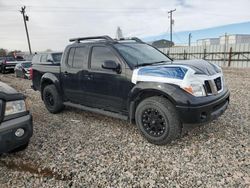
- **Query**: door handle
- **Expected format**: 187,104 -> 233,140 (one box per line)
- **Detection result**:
64,71 -> 69,76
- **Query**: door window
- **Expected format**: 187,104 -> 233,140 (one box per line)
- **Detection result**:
91,47 -> 119,71
67,47 -> 88,68
67,48 -> 75,67
73,47 -> 88,68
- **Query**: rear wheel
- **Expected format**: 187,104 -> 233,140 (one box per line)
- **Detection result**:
135,96 -> 181,145
43,84 -> 64,113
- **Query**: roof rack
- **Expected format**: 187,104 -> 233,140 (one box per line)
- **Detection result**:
69,35 -> 114,43
116,37 -> 144,43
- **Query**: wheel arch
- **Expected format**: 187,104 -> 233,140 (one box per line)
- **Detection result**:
40,73 -> 62,100
128,87 -> 177,123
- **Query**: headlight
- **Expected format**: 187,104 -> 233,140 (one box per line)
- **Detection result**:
5,100 -> 26,116
182,82 -> 206,97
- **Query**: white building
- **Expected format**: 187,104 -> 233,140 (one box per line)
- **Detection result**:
220,34 -> 250,45
197,38 -> 220,46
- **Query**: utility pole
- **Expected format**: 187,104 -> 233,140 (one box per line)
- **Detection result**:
188,33 -> 192,46
20,6 -> 32,54
168,9 -> 176,43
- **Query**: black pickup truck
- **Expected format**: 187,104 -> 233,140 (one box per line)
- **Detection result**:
31,36 -> 229,145
0,82 -> 33,153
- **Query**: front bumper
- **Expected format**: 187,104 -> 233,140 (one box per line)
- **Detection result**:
0,114 -> 33,153
176,89 -> 230,124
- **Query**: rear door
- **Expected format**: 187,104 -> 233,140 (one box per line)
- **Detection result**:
61,46 -> 89,103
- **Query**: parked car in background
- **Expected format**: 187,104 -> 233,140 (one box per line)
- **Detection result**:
0,56 -> 25,74
0,81 -> 33,154
32,36 -> 229,145
32,52 -> 62,65
14,61 -> 32,79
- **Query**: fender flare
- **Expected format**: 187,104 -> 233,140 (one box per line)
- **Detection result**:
127,82 -> 178,122
40,73 -> 62,99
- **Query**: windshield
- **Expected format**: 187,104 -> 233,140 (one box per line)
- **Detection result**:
114,43 -> 171,68
22,62 -> 32,68
52,53 -> 62,63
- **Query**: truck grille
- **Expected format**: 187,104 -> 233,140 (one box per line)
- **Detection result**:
214,77 -> 222,91
204,76 -> 223,95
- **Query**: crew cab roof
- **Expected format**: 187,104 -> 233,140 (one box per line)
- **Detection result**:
68,35 -> 144,46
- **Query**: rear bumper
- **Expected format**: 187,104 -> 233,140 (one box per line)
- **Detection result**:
0,114 -> 33,153
176,89 -> 230,124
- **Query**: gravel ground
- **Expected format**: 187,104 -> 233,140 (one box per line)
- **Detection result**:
0,68 -> 249,188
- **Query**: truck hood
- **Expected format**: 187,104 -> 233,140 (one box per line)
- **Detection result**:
0,82 -> 24,101
0,82 -> 17,94
172,59 -> 221,76
131,59 -> 223,87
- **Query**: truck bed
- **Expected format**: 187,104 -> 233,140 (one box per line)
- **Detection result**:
32,63 -> 60,91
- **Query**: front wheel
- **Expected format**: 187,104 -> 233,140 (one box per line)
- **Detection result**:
135,96 -> 182,145
43,84 -> 64,113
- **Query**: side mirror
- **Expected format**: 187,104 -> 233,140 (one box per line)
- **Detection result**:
102,60 -> 121,73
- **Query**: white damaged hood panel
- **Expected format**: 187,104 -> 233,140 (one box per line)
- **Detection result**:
131,61 -> 223,93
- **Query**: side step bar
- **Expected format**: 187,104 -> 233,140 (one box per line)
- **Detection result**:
64,102 -> 128,121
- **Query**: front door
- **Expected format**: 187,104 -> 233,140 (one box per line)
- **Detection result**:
82,46 -> 132,113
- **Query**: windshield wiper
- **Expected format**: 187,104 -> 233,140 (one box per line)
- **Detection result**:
134,63 -> 154,67
151,60 -> 170,64
134,61 -> 169,68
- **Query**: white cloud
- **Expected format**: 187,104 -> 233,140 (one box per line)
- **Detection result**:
0,0 -> 249,51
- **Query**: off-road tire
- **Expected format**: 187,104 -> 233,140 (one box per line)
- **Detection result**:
43,84 -> 64,113
135,96 -> 182,145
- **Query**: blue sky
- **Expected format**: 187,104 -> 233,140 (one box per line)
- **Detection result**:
143,22 -> 250,44
0,0 -> 250,51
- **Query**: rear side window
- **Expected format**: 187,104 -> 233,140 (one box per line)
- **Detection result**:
73,47 -> 88,68
67,48 -> 75,67
67,47 -> 88,68
91,46 -> 118,71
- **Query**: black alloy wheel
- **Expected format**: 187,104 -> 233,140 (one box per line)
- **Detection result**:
135,96 -> 182,145
141,108 -> 167,137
